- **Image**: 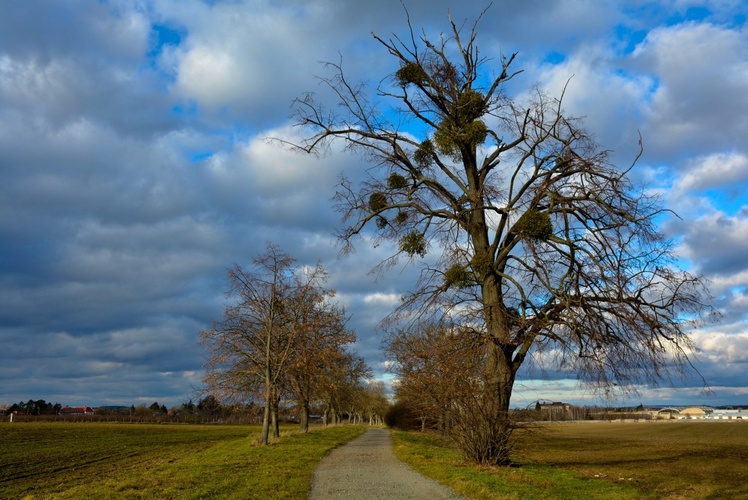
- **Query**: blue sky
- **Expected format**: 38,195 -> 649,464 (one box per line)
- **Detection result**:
1,0 -> 747,409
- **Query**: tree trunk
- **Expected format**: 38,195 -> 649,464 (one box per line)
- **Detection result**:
271,397 -> 280,439
261,381 -> 271,445
481,341 -> 517,465
261,405 -> 270,444
299,403 -> 310,432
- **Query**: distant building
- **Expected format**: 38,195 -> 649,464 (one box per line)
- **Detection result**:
709,409 -> 746,420
656,408 -> 680,419
679,407 -> 707,419
59,406 -> 94,416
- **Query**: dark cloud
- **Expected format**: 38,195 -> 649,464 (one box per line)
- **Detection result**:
678,212 -> 748,277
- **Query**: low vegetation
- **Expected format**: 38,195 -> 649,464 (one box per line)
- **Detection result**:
6,420 -> 748,498
392,421 -> 748,499
0,422 -> 366,499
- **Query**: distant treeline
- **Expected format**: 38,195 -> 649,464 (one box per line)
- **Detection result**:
3,395 -> 342,425
385,402 -> 664,430
2,396 -> 253,423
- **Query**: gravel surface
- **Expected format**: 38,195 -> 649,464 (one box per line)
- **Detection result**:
308,428 -> 465,499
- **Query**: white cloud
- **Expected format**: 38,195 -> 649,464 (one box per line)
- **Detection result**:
363,292 -> 401,307
530,45 -> 652,156
692,330 -> 748,364
674,152 -> 748,193
175,45 -> 236,107
632,22 -> 748,160
678,211 -> 748,276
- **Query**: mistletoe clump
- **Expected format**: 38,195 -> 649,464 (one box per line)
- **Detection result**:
368,192 -> 388,213
399,231 -> 427,257
515,209 -> 553,241
455,89 -> 487,123
414,139 -> 435,169
470,251 -> 492,278
387,172 -> 408,190
444,264 -> 473,288
396,61 -> 428,86
395,211 -> 409,225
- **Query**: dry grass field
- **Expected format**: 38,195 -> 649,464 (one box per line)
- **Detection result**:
516,421 -> 748,498
394,420 -> 748,499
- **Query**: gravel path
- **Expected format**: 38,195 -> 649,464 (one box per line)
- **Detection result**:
308,428 -> 465,499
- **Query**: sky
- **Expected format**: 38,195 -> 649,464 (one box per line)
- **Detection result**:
1,0 -> 747,409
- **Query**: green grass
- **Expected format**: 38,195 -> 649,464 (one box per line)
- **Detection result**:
392,421 -> 748,499
0,422 -> 366,499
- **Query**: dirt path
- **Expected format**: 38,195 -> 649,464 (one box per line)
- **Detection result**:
308,427 -> 465,499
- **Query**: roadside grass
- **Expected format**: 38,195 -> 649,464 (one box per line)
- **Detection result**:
392,421 -> 748,499
392,430 -> 638,499
0,422 -> 366,499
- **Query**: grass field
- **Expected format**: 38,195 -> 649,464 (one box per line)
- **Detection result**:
392,421 -> 748,499
0,422 -> 366,499
4,421 -> 747,499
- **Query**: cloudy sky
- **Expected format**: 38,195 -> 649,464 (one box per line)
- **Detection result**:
1,0 -> 747,409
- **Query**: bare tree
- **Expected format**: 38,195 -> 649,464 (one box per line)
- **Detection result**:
201,244 -> 338,444
318,352 -> 371,425
289,8 -> 718,464
282,275 -> 356,432
385,320 -> 483,433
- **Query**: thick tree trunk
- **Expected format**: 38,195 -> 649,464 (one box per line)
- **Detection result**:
482,341 -> 517,465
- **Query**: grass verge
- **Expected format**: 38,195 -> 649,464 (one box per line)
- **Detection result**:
392,430 -> 640,499
0,422 -> 366,499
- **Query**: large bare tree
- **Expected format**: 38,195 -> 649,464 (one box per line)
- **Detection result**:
290,10 -> 717,464
282,278 -> 356,432
200,244 -> 349,444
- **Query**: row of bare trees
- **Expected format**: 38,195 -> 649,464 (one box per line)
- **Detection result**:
384,320 -> 514,460
200,244 -> 385,445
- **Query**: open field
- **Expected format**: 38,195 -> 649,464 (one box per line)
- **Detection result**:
393,421 -> 748,499
4,421 -> 747,499
0,422 -> 366,499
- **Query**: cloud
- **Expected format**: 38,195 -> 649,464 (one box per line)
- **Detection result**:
693,330 -> 748,364
529,44 -> 652,158
674,152 -> 748,194
1,0 -> 747,409
632,22 -> 748,161
678,210 -> 748,276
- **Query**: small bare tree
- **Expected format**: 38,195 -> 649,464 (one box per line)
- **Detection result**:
289,9 -> 718,464
385,320 -> 483,433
